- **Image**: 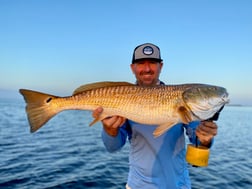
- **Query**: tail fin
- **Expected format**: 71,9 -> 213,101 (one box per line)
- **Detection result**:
19,89 -> 59,133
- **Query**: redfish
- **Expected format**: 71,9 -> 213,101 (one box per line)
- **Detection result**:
19,81 -> 229,137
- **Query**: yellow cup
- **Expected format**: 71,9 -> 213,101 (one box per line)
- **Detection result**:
186,144 -> 210,167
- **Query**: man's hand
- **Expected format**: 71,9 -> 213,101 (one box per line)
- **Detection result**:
92,107 -> 126,137
196,121 -> 218,147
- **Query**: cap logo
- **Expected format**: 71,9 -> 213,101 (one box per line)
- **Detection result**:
143,46 -> 153,55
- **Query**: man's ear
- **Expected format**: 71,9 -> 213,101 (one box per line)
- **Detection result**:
160,62 -> 163,69
130,64 -> 136,74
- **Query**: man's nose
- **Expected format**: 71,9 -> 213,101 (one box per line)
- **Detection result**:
143,63 -> 151,71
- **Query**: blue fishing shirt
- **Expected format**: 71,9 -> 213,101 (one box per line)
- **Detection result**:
102,120 -> 203,189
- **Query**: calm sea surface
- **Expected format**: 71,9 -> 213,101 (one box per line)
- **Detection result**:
0,98 -> 251,189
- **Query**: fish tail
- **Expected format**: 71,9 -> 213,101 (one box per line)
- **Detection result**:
19,89 -> 60,133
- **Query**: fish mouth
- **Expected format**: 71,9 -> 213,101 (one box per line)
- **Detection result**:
221,92 -> 230,104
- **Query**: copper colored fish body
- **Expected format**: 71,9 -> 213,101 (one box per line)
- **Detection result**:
19,81 -> 229,137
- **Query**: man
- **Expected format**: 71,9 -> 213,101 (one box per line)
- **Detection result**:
93,43 -> 217,189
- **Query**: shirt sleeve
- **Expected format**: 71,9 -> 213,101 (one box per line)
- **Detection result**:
184,121 -> 214,148
101,121 -> 130,153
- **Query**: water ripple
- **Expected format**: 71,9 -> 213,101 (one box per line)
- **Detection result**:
1,100 -> 251,188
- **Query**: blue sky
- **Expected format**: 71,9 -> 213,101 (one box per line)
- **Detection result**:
1,0 -> 251,105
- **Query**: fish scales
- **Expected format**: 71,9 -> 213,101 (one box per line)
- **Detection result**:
54,85 -> 187,124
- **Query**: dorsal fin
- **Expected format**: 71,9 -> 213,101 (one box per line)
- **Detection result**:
72,81 -> 134,95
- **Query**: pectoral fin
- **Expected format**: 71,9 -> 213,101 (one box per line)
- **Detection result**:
153,120 -> 178,137
177,106 -> 192,124
89,112 -> 109,126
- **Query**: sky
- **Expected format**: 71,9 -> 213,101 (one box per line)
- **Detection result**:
0,0 -> 252,105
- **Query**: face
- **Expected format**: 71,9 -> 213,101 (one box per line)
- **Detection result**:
131,60 -> 163,87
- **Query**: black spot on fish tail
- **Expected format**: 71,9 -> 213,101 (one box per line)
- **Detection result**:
46,97 -> 52,103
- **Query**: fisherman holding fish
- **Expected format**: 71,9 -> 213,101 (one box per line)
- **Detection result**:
93,43 -> 219,189
20,43 -> 228,188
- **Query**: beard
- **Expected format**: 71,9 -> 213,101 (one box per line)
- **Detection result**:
137,71 -> 158,87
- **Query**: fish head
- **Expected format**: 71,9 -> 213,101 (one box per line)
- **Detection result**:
182,85 -> 229,120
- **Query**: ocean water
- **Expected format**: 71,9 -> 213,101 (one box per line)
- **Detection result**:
0,98 -> 251,189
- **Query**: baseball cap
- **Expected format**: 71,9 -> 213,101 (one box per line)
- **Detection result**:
132,43 -> 163,63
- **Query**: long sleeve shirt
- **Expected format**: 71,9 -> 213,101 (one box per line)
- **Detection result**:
102,120 -> 202,189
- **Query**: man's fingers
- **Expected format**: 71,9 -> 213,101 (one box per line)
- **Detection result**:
113,117 -> 126,128
101,116 -> 126,137
196,121 -> 218,146
103,116 -> 126,128
198,121 -> 218,136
